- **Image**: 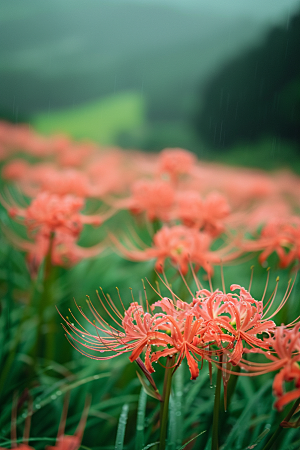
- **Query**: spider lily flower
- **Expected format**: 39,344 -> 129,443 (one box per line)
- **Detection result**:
17,164 -> 93,198
111,225 -> 221,275
192,283 -> 279,365
156,148 -> 196,184
242,218 -> 300,267
149,313 -> 211,379
173,190 -> 231,237
63,270 -> 290,382
270,324 -> 300,411
8,193 -> 102,237
2,192 -> 109,274
240,323 -> 300,411
85,150 -> 131,198
116,179 -> 175,222
62,287 -> 211,380
54,141 -> 96,168
62,294 -> 174,374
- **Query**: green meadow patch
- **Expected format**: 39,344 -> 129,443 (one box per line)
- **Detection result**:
32,91 -> 146,145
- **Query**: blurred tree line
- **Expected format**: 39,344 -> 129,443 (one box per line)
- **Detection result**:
195,9 -> 300,150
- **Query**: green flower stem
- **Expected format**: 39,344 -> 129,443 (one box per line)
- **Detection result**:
159,355 -> 176,450
211,355 -> 223,450
262,397 -> 300,450
34,234 -> 55,364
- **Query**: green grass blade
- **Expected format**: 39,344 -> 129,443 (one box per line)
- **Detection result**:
222,379 -> 272,450
167,395 -> 176,450
136,388 -> 147,450
242,427 -> 270,449
174,364 -> 184,448
142,442 -> 160,450
115,403 -> 129,450
178,431 -> 206,450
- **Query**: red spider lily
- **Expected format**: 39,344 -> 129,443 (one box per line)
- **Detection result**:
192,282 -> 280,365
62,294 -> 174,374
62,287 -> 211,380
62,271 -> 291,382
282,221 -> 300,268
173,190 -> 231,237
156,148 -> 196,184
8,193 -> 101,237
54,141 -> 96,168
0,121 -> 51,157
242,218 -> 290,265
246,198 -> 293,232
85,150 -> 132,198
150,313 -> 211,379
240,323 -> 300,410
117,179 -> 175,222
2,161 -> 92,197
243,218 -> 300,267
2,159 -> 30,181
2,192 -> 109,273
111,225 -> 221,275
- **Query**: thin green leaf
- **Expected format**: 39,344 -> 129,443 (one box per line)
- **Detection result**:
167,395 -> 176,450
136,371 -> 162,401
136,388 -> 147,450
0,437 -> 54,447
141,442 -> 160,450
178,431 -> 206,450
282,438 -> 300,450
244,427 -> 270,449
222,379 -> 272,450
115,403 -> 129,450
174,363 -> 184,447
34,373 -> 111,412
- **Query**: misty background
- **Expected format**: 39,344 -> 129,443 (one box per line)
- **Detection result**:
1,0 -> 299,169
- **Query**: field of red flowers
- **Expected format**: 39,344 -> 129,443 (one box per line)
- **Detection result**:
0,121 -> 299,450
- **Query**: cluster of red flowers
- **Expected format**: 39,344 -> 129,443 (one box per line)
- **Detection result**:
63,275 -> 299,411
1,121 -> 300,275
1,121 -> 300,416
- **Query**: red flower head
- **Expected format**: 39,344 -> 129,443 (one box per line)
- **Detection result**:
119,179 -> 175,222
157,148 -> 196,183
3,192 -> 107,273
173,190 -> 231,236
111,225 -> 220,275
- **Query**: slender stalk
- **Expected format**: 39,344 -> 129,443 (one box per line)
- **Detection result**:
33,234 -> 55,363
159,355 -> 176,450
262,397 -> 300,450
211,355 -> 223,450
